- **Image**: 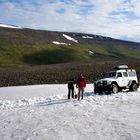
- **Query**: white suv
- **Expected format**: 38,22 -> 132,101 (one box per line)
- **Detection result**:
94,65 -> 139,94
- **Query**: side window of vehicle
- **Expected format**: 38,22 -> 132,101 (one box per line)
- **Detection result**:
123,72 -> 128,77
117,72 -> 122,77
128,71 -> 136,77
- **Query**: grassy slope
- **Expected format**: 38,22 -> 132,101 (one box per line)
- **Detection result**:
0,42 -> 140,68
0,27 -> 140,68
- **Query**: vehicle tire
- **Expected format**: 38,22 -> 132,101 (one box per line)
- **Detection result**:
111,84 -> 119,94
130,83 -> 138,91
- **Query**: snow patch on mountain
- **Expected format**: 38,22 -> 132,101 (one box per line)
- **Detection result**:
0,23 -> 22,29
82,35 -> 93,39
62,34 -> 78,43
52,41 -> 70,45
88,50 -> 94,55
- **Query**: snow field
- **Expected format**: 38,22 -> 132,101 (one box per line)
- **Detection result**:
0,84 -> 140,140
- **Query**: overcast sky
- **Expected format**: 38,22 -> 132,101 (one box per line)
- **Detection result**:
0,0 -> 140,42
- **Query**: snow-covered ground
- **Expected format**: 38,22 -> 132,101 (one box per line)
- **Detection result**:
0,84 -> 140,140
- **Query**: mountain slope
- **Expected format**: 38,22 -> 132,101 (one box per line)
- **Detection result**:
0,26 -> 140,67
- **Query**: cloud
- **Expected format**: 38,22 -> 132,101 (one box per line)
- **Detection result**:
0,0 -> 140,42
133,0 -> 140,17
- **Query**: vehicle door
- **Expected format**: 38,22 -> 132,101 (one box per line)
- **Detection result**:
122,72 -> 129,87
116,72 -> 124,87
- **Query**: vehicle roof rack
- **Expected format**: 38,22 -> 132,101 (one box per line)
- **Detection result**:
113,65 -> 129,70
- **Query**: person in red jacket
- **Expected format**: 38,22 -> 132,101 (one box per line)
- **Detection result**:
76,74 -> 86,100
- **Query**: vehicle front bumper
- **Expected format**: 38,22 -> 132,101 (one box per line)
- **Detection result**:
94,84 -> 111,94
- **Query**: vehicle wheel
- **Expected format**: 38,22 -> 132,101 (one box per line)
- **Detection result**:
111,84 -> 119,94
130,83 -> 138,91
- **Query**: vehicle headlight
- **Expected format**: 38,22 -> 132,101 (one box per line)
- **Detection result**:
95,81 -> 98,84
103,81 -> 107,85
107,81 -> 112,85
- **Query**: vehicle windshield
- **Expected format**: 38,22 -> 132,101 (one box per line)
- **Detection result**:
103,72 -> 116,78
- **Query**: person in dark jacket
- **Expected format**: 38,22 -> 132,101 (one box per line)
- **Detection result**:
67,78 -> 75,99
76,74 -> 86,100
